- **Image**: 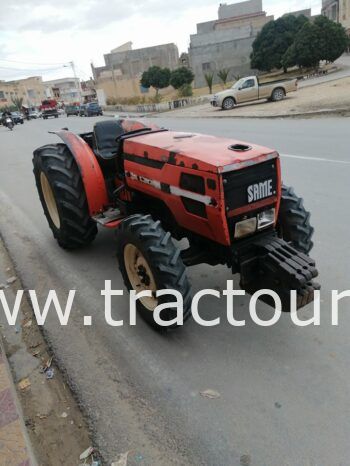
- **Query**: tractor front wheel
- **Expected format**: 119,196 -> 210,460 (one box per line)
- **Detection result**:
117,215 -> 192,330
33,143 -> 97,249
277,185 -> 314,254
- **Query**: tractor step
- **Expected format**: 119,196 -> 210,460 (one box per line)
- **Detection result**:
92,208 -> 124,225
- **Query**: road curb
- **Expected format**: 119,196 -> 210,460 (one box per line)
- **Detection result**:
103,107 -> 350,120
152,107 -> 350,120
0,337 -> 37,466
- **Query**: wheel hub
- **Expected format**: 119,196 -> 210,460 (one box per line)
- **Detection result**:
40,172 -> 60,229
124,244 -> 158,311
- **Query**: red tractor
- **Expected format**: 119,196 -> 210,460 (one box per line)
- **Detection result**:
33,119 -> 318,328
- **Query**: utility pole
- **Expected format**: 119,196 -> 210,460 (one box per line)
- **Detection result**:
70,61 -> 82,103
110,63 -> 118,99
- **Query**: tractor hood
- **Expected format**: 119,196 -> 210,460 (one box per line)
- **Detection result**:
124,130 -> 278,173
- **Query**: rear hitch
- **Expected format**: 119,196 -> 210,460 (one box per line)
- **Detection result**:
239,235 -> 320,311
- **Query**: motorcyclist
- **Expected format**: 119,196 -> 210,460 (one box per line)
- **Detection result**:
2,110 -> 13,126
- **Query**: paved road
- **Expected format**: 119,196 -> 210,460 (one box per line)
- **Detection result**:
0,116 -> 349,466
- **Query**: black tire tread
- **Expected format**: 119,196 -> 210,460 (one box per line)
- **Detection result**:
32,143 -> 97,249
278,185 -> 314,254
117,214 -> 192,329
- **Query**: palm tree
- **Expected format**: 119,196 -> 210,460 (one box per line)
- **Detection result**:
217,68 -> 230,87
204,72 -> 214,94
11,96 -> 24,111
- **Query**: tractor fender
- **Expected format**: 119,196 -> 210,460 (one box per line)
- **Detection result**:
50,130 -> 109,216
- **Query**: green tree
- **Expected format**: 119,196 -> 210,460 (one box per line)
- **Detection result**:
281,43 -> 297,70
204,72 -> 214,94
251,14 -> 309,72
178,83 -> 193,97
170,67 -> 194,89
140,66 -> 171,96
284,21 -> 320,68
217,68 -> 230,86
313,15 -> 348,63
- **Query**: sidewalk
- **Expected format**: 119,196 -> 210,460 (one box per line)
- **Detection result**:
0,342 -> 36,466
0,237 -> 90,466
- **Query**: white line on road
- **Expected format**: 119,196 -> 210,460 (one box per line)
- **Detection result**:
280,153 -> 350,165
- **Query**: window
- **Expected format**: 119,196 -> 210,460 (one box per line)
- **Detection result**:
331,4 -> 337,20
202,62 -> 211,71
0,91 -> 4,99
241,79 -> 255,89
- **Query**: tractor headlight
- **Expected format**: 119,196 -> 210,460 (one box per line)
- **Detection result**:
257,208 -> 275,230
234,217 -> 257,238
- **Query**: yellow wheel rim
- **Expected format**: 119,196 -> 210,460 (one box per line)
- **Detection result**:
40,172 -> 60,229
124,244 -> 158,311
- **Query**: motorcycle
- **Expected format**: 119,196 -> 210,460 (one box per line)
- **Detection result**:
4,117 -> 14,131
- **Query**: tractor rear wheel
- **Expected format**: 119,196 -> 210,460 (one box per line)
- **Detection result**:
33,143 -> 97,249
117,214 -> 192,330
277,185 -> 314,254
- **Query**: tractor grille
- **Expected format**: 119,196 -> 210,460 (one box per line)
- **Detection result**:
223,159 -> 277,211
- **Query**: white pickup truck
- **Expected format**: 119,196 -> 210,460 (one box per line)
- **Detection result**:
211,75 -> 298,110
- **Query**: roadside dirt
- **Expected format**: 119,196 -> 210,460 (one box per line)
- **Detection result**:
160,76 -> 350,118
0,239 -> 93,466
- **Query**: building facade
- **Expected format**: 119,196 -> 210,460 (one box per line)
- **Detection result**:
286,8 -> 312,18
92,42 -> 179,100
44,77 -> 81,104
0,76 -> 46,109
189,0 -> 273,88
322,0 -> 350,30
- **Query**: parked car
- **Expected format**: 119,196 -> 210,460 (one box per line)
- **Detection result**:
78,104 -> 86,116
28,110 -> 40,119
211,75 -> 298,110
65,105 -> 80,117
83,102 -> 103,117
11,112 -> 24,124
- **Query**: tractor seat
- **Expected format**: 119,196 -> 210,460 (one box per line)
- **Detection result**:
93,120 -> 125,160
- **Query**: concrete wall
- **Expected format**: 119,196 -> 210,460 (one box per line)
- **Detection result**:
339,0 -> 350,29
197,20 -> 217,34
286,8 -> 312,18
102,43 -> 179,79
111,41 -> 132,53
189,1 -> 273,88
218,0 -> 263,19
92,43 -> 179,98
189,36 -> 255,88
95,76 -> 173,101
190,24 -> 254,47
322,0 -> 339,21
322,0 -> 350,31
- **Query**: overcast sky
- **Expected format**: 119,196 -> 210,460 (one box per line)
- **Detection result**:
0,0 -> 321,82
